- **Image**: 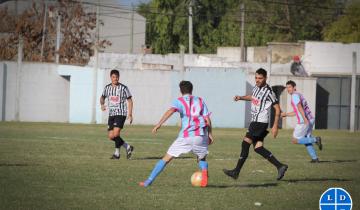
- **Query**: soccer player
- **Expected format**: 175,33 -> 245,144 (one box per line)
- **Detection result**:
100,69 -> 134,160
281,80 -> 322,163
223,68 -> 288,181
139,81 -> 214,187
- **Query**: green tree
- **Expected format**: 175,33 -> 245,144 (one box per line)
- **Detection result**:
324,1 -> 360,43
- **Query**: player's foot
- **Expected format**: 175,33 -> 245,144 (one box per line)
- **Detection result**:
277,164 -> 288,180
200,170 -> 208,187
315,137 -> 323,150
110,154 -> 120,159
310,158 -> 320,163
126,145 -> 134,159
222,169 -> 239,180
139,179 -> 152,187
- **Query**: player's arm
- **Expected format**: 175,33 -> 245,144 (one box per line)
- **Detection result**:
205,117 -> 214,145
100,95 -> 106,111
281,111 -> 296,117
152,108 -> 176,133
271,103 -> 280,138
234,95 -> 252,101
127,97 -> 133,124
296,102 -> 309,124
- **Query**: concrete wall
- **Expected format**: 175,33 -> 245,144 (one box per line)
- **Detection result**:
95,67 -> 247,128
0,62 -> 70,122
303,41 -> 360,75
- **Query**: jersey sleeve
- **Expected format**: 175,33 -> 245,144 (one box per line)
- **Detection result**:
201,99 -> 211,117
268,89 -> 279,105
171,99 -> 182,113
124,86 -> 132,99
101,87 -> 107,98
292,94 -> 300,105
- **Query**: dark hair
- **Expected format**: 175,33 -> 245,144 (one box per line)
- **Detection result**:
179,80 -> 193,94
255,68 -> 267,77
110,69 -> 119,77
286,80 -> 296,87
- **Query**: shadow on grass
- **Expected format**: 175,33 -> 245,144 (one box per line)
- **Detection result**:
0,163 -> 33,167
318,159 -> 358,163
132,156 -> 194,160
282,178 -> 352,183
207,183 -> 278,189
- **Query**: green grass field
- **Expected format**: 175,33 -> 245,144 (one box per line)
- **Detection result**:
0,122 -> 359,210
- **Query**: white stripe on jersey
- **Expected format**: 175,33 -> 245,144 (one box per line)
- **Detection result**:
102,83 -> 132,116
250,84 -> 278,123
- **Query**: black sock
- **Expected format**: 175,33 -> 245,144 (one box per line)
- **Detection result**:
114,136 -> 124,148
234,141 -> 251,173
254,146 -> 283,169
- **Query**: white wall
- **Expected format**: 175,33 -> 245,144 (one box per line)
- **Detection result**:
304,41 -> 360,75
0,62 -> 70,122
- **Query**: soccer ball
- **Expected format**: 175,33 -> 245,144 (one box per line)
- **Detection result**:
191,171 -> 202,187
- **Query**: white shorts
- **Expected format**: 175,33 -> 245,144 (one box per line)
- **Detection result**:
167,135 -> 209,159
293,119 -> 315,139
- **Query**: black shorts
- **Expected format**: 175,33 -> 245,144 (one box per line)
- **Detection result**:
245,122 -> 269,142
108,115 -> 126,131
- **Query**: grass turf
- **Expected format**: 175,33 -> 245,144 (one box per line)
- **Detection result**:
0,122 -> 359,210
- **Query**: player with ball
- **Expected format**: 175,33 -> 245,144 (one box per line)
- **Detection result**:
139,81 -> 214,187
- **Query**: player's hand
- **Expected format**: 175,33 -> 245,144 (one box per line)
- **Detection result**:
152,124 -> 161,133
281,112 -> 286,118
127,115 -> 133,124
100,104 -> 106,111
208,134 -> 214,145
304,118 -> 309,125
271,126 -> 278,138
234,95 -> 241,101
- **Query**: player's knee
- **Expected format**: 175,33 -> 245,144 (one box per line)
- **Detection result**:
243,137 -> 253,144
108,134 -> 114,140
291,138 -> 298,144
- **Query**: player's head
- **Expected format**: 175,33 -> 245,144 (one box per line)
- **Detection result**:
179,80 -> 193,95
110,69 -> 119,84
286,80 -> 296,94
255,68 -> 267,87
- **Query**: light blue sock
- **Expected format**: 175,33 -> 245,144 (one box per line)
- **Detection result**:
298,137 -> 317,145
122,142 -> 128,149
305,144 -> 318,160
147,160 -> 167,184
198,160 -> 208,170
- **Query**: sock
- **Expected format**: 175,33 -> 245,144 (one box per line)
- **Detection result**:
305,144 -> 318,160
146,160 -> 167,185
255,146 -> 283,169
114,136 -> 124,148
198,160 -> 208,187
233,141 -> 251,173
298,137 -> 317,145
122,142 -> 129,149
114,148 -> 120,156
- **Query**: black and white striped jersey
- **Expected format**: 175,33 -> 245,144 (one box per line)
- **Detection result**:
101,83 -> 132,116
250,84 -> 278,123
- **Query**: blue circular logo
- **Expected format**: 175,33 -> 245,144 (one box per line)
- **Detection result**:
319,188 -> 352,210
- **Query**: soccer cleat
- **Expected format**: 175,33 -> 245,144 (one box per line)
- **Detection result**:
139,179 -> 152,187
277,164 -> 288,180
310,158 -> 320,163
315,137 -> 323,151
126,145 -> 134,159
222,169 -> 239,180
200,170 -> 208,187
110,154 -> 120,159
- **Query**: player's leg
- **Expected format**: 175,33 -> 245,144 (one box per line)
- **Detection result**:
140,137 -> 190,187
107,116 -> 120,159
223,137 -> 252,180
114,116 -> 134,159
140,153 -> 174,187
192,135 -> 209,187
111,127 -> 123,159
293,123 -> 322,150
254,141 -> 288,180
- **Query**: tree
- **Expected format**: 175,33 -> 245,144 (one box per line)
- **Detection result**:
323,1 -> 360,43
0,0 -> 110,65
